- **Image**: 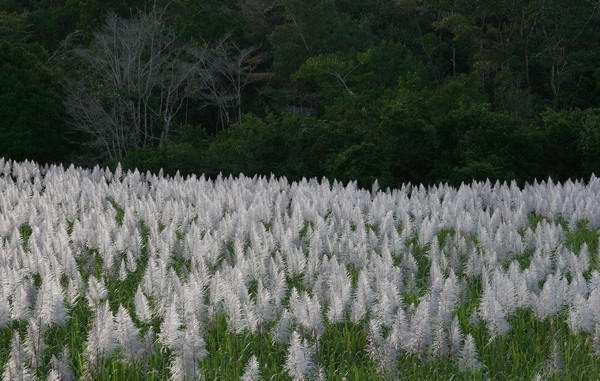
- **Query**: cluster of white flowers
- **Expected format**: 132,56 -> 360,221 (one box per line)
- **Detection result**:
1,159 -> 600,379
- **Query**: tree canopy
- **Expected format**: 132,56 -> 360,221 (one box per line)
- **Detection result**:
0,12 -> 67,163
1,0 -> 599,186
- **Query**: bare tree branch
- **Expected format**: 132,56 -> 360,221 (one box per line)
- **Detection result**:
62,9 -> 209,160
194,36 -> 263,130
61,7 -> 262,159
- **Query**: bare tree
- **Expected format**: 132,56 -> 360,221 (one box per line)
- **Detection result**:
63,9 -> 207,161
65,79 -> 139,161
196,37 -> 263,130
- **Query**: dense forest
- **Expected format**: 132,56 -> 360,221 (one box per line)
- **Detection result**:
1,0 -> 600,188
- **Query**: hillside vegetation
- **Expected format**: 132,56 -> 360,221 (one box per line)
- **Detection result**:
0,1 -> 599,187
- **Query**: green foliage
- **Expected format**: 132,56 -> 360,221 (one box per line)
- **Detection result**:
328,142 -> 393,189
445,103 -> 541,184
171,0 -> 244,42
77,0 -> 157,36
120,125 -> 210,177
1,0 -> 600,186
292,53 -> 358,104
268,0 -> 374,80
380,107 -> 439,185
203,113 -> 338,181
0,12 -> 68,163
23,0 -> 80,50
576,109 -> 600,176
355,42 -> 425,90
536,108 -> 600,181
0,10 -> 27,40
538,110 -> 586,182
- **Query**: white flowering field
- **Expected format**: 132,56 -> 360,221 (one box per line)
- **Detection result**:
1,160 -> 600,380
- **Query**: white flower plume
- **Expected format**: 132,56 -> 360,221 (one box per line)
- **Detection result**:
2,331 -> 37,381
241,355 -> 261,381
285,331 -> 315,381
457,334 -> 482,373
